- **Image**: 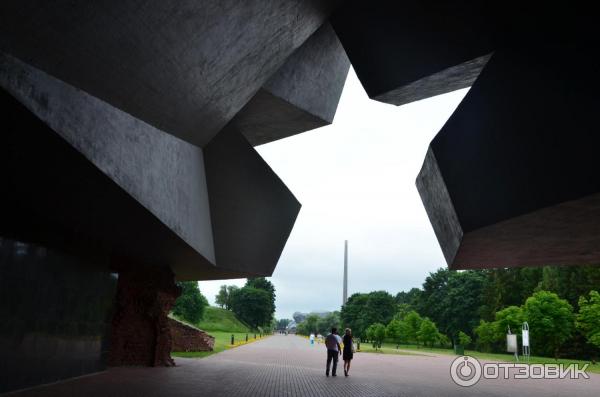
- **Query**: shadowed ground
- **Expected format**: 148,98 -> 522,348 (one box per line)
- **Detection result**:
9,335 -> 600,396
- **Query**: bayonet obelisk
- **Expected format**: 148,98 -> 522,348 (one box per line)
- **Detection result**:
343,240 -> 348,305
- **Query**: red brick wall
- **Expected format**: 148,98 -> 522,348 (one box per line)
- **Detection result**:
169,318 -> 215,352
108,267 -> 181,367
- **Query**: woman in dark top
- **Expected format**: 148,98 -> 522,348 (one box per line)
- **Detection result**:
342,328 -> 354,376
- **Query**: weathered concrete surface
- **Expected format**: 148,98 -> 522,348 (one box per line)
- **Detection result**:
331,1 -> 599,107
0,53 -> 216,266
453,193 -> 600,268
0,56 -> 266,281
417,48 -> 600,269
204,127 -> 301,276
416,148 -> 463,265
331,0 -> 494,106
0,1 -> 337,146
233,23 -> 350,146
10,335 -> 600,397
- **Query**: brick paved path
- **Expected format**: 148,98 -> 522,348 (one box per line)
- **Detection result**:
8,335 -> 600,396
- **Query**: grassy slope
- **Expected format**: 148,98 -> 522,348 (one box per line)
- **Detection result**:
196,306 -> 252,333
172,306 -> 261,358
358,342 -> 600,374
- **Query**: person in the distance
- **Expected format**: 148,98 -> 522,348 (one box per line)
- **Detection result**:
325,327 -> 342,377
342,328 -> 354,376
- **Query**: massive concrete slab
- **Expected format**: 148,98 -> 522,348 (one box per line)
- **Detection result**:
330,1 -> 599,107
330,0 -> 494,106
0,0 -> 337,147
417,48 -> 600,269
0,53 -> 299,280
204,128 -> 301,276
232,23 -> 350,146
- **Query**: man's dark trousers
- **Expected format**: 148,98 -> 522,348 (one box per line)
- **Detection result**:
326,349 -> 339,376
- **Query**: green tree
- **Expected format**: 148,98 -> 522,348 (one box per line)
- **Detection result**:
366,323 -> 386,349
226,286 -> 239,308
230,286 -> 272,329
417,318 -> 439,347
474,320 -> 496,352
538,266 -> 600,308
493,305 -> 525,341
341,291 -> 396,338
317,312 -> 341,335
298,314 -> 320,335
172,281 -> 208,324
523,290 -> 575,358
458,331 -> 472,347
215,285 -> 239,310
246,278 -> 276,317
418,269 -> 485,338
395,288 -> 422,308
480,267 -> 543,321
276,318 -> 291,331
341,293 -> 369,338
393,303 -> 412,321
215,285 -> 228,309
385,319 -> 405,348
437,333 -> 451,348
404,311 -> 423,344
577,290 -> 600,349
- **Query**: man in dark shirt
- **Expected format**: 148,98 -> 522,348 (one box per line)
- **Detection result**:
325,327 -> 342,377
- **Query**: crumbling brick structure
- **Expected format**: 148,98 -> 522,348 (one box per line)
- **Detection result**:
108,267 -> 181,367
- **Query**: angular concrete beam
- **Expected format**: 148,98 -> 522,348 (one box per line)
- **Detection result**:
0,53 -> 300,280
0,1 -> 337,147
330,0 -> 494,106
0,53 -> 216,268
416,49 -> 600,269
204,127 -> 301,276
232,23 -> 350,146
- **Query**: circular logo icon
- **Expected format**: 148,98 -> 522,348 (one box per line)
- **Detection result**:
450,355 -> 482,387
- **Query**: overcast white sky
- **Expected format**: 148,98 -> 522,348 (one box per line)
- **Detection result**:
200,68 -> 469,320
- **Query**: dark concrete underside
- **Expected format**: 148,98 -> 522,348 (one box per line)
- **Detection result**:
233,22 -> 350,146
417,48 -> 600,268
0,0 -> 338,147
0,85 -> 252,280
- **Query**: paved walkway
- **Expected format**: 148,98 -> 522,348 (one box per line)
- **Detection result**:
8,335 -> 600,396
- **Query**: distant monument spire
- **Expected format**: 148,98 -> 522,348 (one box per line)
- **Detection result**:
343,240 -> 348,305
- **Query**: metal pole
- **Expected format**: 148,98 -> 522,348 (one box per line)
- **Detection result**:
343,240 -> 348,305
522,322 -> 530,363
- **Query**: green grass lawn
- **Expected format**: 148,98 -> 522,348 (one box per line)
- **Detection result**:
358,342 -> 600,374
196,307 -> 252,333
172,307 -> 265,359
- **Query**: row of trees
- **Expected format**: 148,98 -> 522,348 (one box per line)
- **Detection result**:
365,311 -> 451,350
475,290 -> 600,358
216,278 -> 276,329
295,312 -> 341,336
340,265 -> 600,359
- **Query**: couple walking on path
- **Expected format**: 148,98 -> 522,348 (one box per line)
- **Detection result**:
325,327 -> 354,377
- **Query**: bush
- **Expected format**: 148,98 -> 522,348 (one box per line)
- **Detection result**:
577,290 -> 600,350
458,331 -> 472,347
